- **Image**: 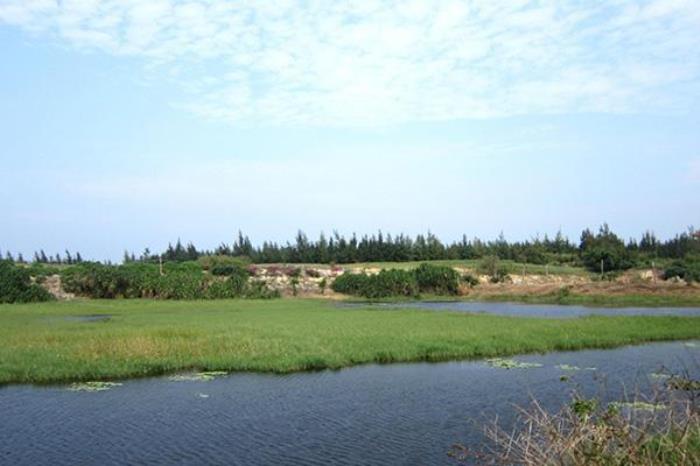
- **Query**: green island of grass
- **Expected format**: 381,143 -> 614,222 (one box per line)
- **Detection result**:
1,298 -> 699,385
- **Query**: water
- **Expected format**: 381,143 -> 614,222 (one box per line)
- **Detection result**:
1,342 -> 698,465
341,301 -> 700,318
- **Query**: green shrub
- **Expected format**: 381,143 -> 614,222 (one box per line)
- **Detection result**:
366,269 -> 419,298
331,270 -> 418,298
60,261 -> 275,300
331,273 -> 371,295
0,260 -> 54,303
663,259 -> 700,283
197,255 -> 250,271
478,256 -> 510,283
462,273 -> 479,287
210,264 -> 249,279
478,255 -> 500,276
580,225 -> 636,272
245,280 -> 280,299
414,263 -> 460,295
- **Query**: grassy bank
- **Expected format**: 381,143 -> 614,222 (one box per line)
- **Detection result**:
1,299 -> 699,385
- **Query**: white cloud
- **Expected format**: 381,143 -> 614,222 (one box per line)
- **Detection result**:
1,0 -> 699,126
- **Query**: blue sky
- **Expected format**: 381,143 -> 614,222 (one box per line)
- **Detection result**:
0,0 -> 699,261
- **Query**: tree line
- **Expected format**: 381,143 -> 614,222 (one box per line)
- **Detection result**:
142,225 -> 699,272
3,225 -> 698,273
0,249 -> 84,265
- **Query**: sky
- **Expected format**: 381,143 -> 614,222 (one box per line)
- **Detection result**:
0,0 -> 699,261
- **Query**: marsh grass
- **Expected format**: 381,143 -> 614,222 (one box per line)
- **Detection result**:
1,299 -> 700,384
462,383 -> 700,465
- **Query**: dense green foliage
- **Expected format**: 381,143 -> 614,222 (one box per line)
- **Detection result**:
580,225 -> 636,272
332,263 -> 462,298
1,299 -> 699,384
61,262 -> 276,300
0,260 -> 53,304
663,259 -> 700,283
413,263 -> 461,294
332,269 -> 418,298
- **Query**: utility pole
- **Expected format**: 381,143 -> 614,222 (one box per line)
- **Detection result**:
159,256 -> 164,276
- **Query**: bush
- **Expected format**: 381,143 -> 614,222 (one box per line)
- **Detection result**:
331,272 -> 371,295
477,255 -> 500,276
62,263 -> 153,298
462,274 -> 479,287
210,264 -> 249,279
414,263 -> 460,295
197,255 -> 250,271
0,260 -> 54,303
331,269 -> 419,298
663,260 -> 700,283
580,225 -> 636,272
365,269 -> 419,298
478,256 -> 510,283
60,261 -> 276,300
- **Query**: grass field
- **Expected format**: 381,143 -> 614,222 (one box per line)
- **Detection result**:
1,299 -> 699,385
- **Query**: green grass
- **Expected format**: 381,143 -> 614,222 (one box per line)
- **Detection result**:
1,298 -> 699,385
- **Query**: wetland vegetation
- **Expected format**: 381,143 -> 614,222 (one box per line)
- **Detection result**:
1,298 -> 700,385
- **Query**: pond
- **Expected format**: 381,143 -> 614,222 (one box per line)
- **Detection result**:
1,341 -> 698,465
341,300 -> 700,318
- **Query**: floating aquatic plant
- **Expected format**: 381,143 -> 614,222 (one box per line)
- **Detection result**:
168,371 -> 228,382
486,358 -> 542,369
649,372 -> 671,380
67,381 -> 122,392
609,401 -> 665,412
555,364 -> 597,371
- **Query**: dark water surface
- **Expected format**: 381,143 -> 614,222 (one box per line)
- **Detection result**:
1,342 -> 698,465
342,300 -> 700,318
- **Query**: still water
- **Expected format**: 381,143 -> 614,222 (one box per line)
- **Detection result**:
342,300 -> 700,318
1,341 -> 698,465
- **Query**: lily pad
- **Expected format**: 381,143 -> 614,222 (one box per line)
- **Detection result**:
168,371 -> 228,382
486,358 -> 542,369
67,381 -> 122,392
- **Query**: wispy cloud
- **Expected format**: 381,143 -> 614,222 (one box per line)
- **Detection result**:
1,0 -> 699,126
